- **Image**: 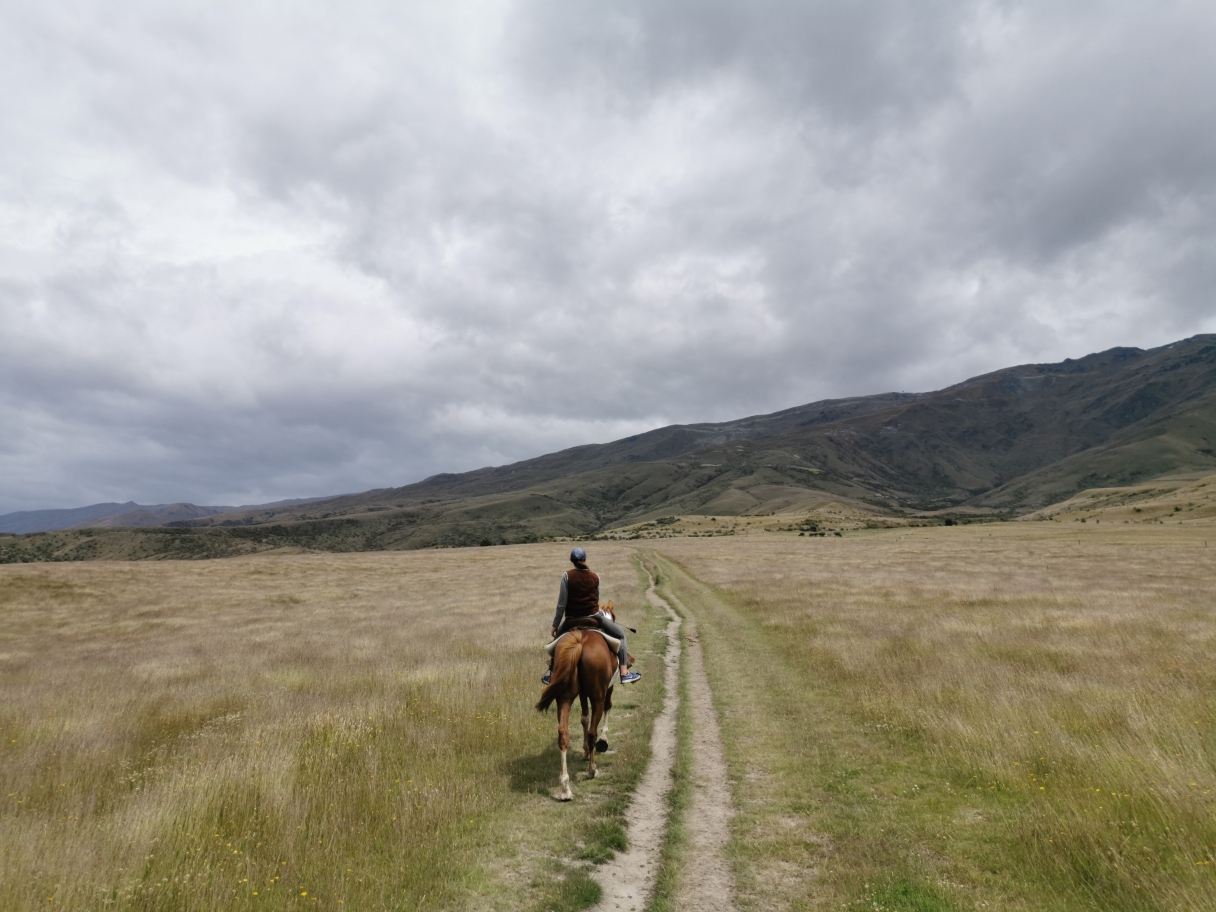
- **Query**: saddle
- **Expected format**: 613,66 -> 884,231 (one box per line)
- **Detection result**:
563,617 -> 602,630
544,616 -> 621,656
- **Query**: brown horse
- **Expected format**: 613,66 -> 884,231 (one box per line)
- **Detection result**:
535,601 -> 625,801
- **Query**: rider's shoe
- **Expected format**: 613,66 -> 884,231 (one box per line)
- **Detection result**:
619,670 -> 641,685
541,671 -> 552,685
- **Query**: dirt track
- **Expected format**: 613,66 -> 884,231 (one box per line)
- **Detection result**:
592,559 -> 737,911
592,567 -> 681,909
673,601 -> 738,912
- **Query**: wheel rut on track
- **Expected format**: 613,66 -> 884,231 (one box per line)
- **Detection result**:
592,564 -> 680,910
670,586 -> 738,912
592,556 -> 737,912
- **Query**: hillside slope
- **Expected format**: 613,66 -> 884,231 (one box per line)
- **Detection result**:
190,334 -> 1216,525
751,337 -> 1216,510
4,335 -> 1214,561
1021,472 -> 1216,524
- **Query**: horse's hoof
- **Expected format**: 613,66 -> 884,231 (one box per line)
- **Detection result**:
554,792 -> 573,802
596,739 -> 609,753
587,768 -> 598,779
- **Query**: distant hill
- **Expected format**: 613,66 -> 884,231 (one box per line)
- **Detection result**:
3,335 -> 1214,562
0,502 -> 143,535
78,503 -> 237,529
0,497 -> 331,534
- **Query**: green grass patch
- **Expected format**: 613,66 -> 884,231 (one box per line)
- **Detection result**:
861,878 -> 959,912
532,867 -> 602,911
577,820 -> 628,863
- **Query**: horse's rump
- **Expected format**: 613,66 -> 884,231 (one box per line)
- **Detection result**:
536,630 -> 585,711
535,629 -> 616,712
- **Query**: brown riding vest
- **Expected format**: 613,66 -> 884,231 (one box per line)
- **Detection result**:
564,567 -> 601,619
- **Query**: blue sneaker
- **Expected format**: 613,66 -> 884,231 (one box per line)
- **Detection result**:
620,670 -> 641,685
541,671 -> 552,685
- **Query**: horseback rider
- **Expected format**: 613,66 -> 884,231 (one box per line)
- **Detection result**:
543,547 -> 641,686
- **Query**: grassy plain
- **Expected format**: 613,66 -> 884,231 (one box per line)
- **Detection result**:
6,518 -> 1215,912
0,545 -> 665,912
653,522 -> 1216,911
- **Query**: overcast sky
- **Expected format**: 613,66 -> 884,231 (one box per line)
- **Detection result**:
2,0 -> 1215,513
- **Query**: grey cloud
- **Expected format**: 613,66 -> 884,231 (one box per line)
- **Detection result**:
1,0 -> 1214,513
940,3 -> 1216,264
510,0 -> 970,126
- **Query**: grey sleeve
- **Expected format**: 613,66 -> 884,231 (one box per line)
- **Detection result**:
551,572 -> 568,629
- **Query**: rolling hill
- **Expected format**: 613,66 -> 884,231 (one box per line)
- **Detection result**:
0,497 -> 334,535
3,334 -> 1215,562
0,502 -> 145,535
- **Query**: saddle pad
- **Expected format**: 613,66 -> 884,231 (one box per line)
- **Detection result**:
544,629 -> 621,656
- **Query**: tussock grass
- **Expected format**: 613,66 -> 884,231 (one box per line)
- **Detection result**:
657,524 -> 1216,910
0,545 -> 662,911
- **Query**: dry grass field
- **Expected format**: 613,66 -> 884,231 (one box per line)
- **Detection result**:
654,522 -> 1216,911
0,545 -> 666,912
5,520 -> 1215,911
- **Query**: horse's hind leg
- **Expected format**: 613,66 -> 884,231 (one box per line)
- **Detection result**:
597,684 -> 613,752
586,697 -> 606,779
579,694 -> 592,761
557,700 -> 573,801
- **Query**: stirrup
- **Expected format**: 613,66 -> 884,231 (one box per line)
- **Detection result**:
620,670 -> 641,684
541,671 -> 552,685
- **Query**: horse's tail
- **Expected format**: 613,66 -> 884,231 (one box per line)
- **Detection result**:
536,631 -> 585,711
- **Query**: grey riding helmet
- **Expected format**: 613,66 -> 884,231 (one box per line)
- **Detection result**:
570,547 -> 587,563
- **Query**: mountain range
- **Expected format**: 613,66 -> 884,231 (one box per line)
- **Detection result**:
3,334 -> 1214,561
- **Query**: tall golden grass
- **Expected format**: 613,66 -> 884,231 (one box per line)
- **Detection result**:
8,522 -> 1212,910
657,523 -> 1216,911
0,545 -> 661,911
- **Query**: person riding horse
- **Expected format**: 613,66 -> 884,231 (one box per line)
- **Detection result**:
543,547 -> 641,686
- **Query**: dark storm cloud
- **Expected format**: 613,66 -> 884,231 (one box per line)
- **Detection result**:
1,0 -> 1214,512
